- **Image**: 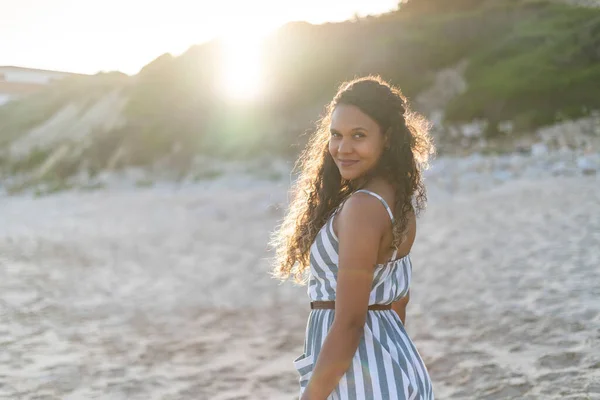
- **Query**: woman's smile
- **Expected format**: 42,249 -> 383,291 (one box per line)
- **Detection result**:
338,159 -> 359,168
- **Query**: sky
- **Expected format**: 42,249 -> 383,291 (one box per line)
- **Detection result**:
0,0 -> 399,75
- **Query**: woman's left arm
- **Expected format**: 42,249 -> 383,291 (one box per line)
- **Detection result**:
301,195 -> 388,400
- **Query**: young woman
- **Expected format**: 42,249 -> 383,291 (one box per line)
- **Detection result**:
271,76 -> 435,399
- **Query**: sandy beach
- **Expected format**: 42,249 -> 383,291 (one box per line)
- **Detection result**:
1,157 -> 599,399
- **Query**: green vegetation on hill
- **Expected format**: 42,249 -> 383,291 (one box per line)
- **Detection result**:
117,0 -> 600,150
1,0 -> 599,188
445,2 -> 600,134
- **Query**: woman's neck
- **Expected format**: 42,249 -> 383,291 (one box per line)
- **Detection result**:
350,172 -> 393,192
350,173 -> 374,191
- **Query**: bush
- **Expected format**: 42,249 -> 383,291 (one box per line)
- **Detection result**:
444,4 -> 600,133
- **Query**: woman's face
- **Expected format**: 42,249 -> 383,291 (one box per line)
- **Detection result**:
329,104 -> 386,181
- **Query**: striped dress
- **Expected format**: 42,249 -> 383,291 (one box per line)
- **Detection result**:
293,189 -> 434,400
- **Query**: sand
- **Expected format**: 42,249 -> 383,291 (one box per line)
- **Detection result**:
0,164 -> 599,399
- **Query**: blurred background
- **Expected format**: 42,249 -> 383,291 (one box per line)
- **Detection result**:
1,0 -> 599,399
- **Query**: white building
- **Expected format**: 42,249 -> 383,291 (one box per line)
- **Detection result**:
0,66 -> 83,105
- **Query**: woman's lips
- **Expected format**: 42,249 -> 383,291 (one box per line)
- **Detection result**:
339,159 -> 359,167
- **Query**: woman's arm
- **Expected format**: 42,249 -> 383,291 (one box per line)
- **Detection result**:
391,290 -> 410,325
301,194 -> 389,400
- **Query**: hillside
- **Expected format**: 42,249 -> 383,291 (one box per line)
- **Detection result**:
1,0 -> 599,193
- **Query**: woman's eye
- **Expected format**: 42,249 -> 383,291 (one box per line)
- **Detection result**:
330,132 -> 364,138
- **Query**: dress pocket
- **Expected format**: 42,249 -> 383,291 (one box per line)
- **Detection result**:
293,353 -> 315,392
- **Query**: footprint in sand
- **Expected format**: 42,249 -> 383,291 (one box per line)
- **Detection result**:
536,351 -> 584,370
537,370 -> 579,383
480,380 -> 533,400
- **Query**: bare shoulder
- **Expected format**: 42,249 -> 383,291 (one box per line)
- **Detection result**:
335,193 -> 390,274
363,179 -> 418,251
337,191 -> 390,235
364,179 -> 417,219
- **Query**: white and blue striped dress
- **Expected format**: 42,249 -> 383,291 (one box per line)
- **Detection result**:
293,189 -> 434,400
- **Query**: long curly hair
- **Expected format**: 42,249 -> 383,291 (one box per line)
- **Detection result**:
271,76 -> 434,284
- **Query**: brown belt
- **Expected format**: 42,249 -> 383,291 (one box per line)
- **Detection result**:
310,301 -> 392,311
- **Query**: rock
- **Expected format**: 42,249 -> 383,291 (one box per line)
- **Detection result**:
415,60 -> 468,113
507,154 -> 529,173
497,121 -> 514,135
551,161 -> 576,177
515,145 -> 531,155
460,120 -> 488,138
558,146 -> 574,156
531,143 -> 549,157
492,170 -> 513,182
448,126 -> 461,139
576,156 -> 598,175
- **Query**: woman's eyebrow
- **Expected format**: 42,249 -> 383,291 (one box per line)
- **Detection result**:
329,127 -> 368,133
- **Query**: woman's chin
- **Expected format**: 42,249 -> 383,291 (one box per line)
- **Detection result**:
340,172 -> 359,181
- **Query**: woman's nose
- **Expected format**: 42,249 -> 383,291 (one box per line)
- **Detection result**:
338,139 -> 352,154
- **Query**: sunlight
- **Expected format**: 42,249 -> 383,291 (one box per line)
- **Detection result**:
2,1 -> 400,75
220,32 -> 264,101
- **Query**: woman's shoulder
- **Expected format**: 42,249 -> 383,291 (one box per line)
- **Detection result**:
335,193 -> 391,241
359,179 -> 417,223
338,185 -> 394,228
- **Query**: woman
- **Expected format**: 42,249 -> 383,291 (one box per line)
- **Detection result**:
271,76 -> 435,399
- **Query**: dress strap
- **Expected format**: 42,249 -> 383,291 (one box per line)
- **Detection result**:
354,189 -> 395,223
355,189 -> 398,262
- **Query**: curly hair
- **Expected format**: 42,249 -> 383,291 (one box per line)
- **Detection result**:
270,76 -> 434,283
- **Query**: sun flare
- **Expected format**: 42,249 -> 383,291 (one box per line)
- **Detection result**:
220,33 -> 264,101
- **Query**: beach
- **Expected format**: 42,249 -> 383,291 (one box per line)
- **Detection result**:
1,156 -> 599,399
